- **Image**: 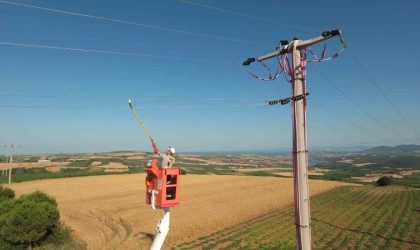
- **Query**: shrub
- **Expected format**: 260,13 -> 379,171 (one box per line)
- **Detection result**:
20,191 -> 57,206
376,176 -> 392,186
0,191 -> 60,248
180,168 -> 187,175
0,199 -> 15,215
37,222 -> 74,246
0,239 -> 26,250
0,186 -> 15,202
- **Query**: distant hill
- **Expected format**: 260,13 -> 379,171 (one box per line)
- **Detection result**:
362,144 -> 420,154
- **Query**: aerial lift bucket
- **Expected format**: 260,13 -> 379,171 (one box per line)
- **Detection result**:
145,159 -> 180,208
145,159 -> 180,250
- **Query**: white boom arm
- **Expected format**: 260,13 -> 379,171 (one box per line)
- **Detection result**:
150,208 -> 170,250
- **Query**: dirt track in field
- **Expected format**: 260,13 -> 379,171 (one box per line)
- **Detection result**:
8,174 -> 351,250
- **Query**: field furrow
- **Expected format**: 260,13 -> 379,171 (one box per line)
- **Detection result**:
313,187 -> 384,249
323,188 -> 391,249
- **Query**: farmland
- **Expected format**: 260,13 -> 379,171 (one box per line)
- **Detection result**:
1,149 -> 420,188
309,151 -> 420,187
171,186 -> 419,250
0,151 -> 293,184
7,174 -> 349,250
1,149 -> 419,249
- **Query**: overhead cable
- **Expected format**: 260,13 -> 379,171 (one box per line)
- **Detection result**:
197,0 -> 416,145
310,97 -> 384,140
178,0 -> 320,34
0,94 -> 265,101
310,65 -> 408,141
0,0 -> 269,47
0,41 -> 238,63
0,103 -> 266,110
347,47 -> 420,137
0,94 -> 55,98
177,0 -> 419,140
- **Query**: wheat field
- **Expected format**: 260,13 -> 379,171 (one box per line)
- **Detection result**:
7,174 -> 351,250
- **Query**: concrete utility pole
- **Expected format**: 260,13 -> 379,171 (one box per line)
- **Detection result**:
243,29 -> 342,250
3,146 -> 8,176
5,144 -> 20,184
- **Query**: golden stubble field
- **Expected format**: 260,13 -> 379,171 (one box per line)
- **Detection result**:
8,174 -> 351,250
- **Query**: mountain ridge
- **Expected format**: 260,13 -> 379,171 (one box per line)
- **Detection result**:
362,144 -> 420,154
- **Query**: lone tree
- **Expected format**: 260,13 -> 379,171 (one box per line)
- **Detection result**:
376,176 -> 392,186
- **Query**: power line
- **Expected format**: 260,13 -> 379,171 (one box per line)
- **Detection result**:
176,0 -> 420,139
0,0 -> 269,47
3,1 -> 417,143
0,94 -> 55,98
347,47 -> 420,137
0,94 -> 266,101
0,103 -> 267,110
0,41 -> 238,63
183,0 -> 418,143
310,97 -> 384,140
178,0 -> 320,34
310,64 -> 408,141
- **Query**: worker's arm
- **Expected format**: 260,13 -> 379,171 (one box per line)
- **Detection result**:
152,140 -> 161,155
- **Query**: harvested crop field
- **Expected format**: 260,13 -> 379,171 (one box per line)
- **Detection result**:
93,162 -> 129,172
7,174 -> 351,250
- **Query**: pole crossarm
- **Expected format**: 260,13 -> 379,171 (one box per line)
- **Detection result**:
243,29 -> 342,65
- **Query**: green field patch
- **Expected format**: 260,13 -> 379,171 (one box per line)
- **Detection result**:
240,171 -> 283,177
0,166 -> 146,184
171,186 -> 419,250
66,160 -> 95,167
392,172 -> 420,188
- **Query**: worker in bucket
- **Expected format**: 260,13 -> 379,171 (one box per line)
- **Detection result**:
152,140 -> 176,186
152,140 -> 176,169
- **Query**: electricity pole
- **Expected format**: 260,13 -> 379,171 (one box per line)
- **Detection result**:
3,146 -> 7,176
243,29 -> 342,250
5,144 -> 20,184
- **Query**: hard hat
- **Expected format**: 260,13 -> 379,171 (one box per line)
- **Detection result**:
168,147 -> 176,155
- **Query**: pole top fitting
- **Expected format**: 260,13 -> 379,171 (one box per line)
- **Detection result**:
322,29 -> 341,37
280,40 -> 289,46
242,57 -> 256,66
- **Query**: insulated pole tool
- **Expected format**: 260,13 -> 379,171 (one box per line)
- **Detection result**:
128,99 -> 154,142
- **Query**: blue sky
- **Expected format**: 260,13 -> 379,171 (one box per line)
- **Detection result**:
1,0 -> 419,154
